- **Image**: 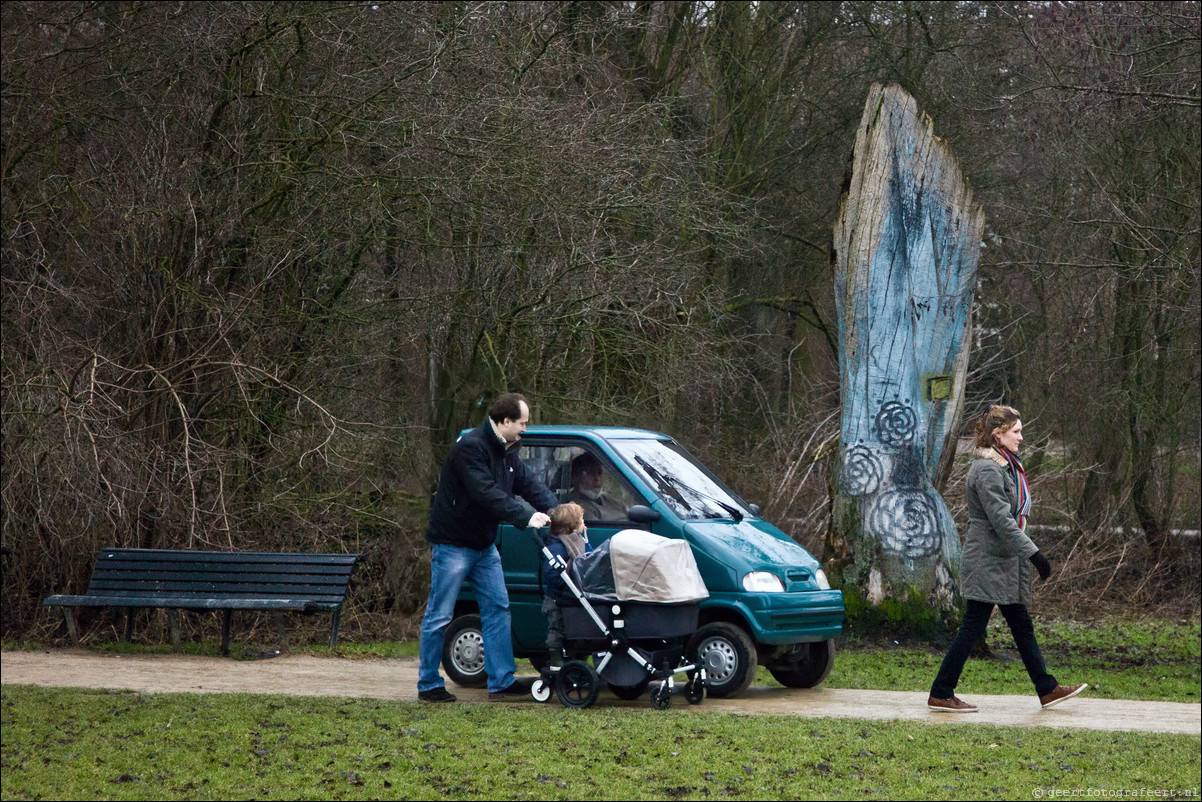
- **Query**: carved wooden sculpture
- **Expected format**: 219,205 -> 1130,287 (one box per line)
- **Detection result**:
829,84 -> 983,621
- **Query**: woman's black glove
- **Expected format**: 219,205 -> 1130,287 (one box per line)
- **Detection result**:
1029,551 -> 1052,580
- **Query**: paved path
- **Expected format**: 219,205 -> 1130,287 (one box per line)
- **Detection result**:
3,649 -> 1199,735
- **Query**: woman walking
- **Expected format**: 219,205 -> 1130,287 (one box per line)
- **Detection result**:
928,404 -> 1087,712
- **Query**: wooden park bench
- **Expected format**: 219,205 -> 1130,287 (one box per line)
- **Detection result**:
44,547 -> 359,656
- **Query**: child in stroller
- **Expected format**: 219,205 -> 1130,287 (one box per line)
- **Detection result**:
541,503 -> 591,670
530,526 -> 710,709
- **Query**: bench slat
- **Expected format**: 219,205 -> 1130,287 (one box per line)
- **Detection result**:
91,569 -> 353,585
45,594 -> 340,610
99,557 -> 353,569
99,549 -> 356,565
85,582 -> 348,598
94,564 -> 354,579
50,588 -> 347,599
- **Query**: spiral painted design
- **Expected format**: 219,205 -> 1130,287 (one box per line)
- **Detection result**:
840,445 -> 883,497
873,400 -> 917,450
868,489 -> 940,558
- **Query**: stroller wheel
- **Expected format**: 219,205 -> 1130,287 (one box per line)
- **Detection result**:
531,678 -> 553,703
650,683 -> 672,710
556,660 -> 600,709
685,673 -> 706,705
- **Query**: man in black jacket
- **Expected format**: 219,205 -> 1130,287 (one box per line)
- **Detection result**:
417,392 -> 556,702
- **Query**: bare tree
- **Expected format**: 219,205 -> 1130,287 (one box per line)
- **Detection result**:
979,1 -> 1201,548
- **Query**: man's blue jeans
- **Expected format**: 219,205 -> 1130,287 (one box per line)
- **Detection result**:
418,543 -> 517,694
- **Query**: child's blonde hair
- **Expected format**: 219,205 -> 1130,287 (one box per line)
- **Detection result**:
549,502 -> 584,536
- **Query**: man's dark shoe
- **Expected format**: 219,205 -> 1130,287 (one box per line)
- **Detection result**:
488,679 -> 531,701
418,687 -> 457,703
1039,683 -> 1087,709
927,695 -> 979,713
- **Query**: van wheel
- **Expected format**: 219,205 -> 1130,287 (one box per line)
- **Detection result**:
442,615 -> 487,688
686,622 -> 757,698
768,641 -> 835,688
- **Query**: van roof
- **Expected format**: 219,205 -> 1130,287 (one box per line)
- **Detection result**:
522,425 -> 670,441
458,424 -> 671,441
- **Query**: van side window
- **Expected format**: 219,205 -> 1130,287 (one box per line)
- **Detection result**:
519,445 -> 639,523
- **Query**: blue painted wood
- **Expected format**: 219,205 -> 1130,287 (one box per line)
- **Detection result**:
832,84 -> 983,603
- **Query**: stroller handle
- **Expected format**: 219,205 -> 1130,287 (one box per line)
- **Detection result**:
527,526 -> 553,549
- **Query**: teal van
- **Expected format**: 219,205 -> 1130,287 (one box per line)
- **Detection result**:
441,426 -> 844,698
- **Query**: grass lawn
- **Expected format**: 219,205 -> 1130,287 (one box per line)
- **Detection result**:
2,685 -> 1199,801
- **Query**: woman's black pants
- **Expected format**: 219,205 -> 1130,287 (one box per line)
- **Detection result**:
930,599 -> 1058,699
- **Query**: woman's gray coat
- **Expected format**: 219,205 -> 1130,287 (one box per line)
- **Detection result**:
958,451 -> 1040,605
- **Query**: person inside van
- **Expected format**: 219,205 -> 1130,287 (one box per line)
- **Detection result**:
569,453 -> 628,521
542,502 -> 591,669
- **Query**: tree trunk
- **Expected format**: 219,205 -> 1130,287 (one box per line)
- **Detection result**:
827,84 -> 983,631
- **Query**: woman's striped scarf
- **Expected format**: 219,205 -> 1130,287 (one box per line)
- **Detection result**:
995,446 -> 1032,530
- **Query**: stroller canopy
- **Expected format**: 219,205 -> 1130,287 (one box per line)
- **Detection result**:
571,530 -> 709,603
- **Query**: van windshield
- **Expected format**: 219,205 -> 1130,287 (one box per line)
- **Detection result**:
609,438 -> 752,520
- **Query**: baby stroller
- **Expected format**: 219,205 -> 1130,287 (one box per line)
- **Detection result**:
530,529 -> 709,709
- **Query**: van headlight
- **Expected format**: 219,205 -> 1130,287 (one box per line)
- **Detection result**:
814,569 -> 830,590
742,572 -> 785,593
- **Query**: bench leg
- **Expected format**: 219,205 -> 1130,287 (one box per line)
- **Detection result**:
221,609 -> 232,656
124,608 -> 135,642
62,608 -> 80,644
273,611 -> 288,650
329,609 -> 342,650
167,609 -> 180,651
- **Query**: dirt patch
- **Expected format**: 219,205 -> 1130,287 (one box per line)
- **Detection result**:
3,649 -> 1199,735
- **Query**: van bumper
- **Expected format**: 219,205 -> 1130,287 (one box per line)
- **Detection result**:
702,589 -> 845,645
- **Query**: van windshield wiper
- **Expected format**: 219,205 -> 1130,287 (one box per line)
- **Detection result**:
636,456 -> 743,522
635,456 -> 692,510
